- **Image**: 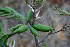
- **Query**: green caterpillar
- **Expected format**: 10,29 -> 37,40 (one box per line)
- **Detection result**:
27,9 -> 32,23
29,26 -> 39,37
14,25 -> 28,34
32,24 -> 53,32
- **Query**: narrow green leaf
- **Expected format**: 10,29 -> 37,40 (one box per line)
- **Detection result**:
11,41 -> 14,45
0,33 -> 16,46
0,7 -> 10,13
0,12 -> 4,15
14,25 -> 28,34
5,6 -> 16,13
53,7 -> 57,10
44,43 -> 47,47
0,6 -> 25,21
16,24 -> 23,27
6,15 -> 16,19
27,9 -> 32,23
29,26 -> 39,37
32,24 -> 53,32
0,7 -> 5,11
8,24 -> 23,32
39,2 -> 46,4
1,14 -> 11,17
0,23 -> 4,36
40,0 -> 43,2
36,0 -> 38,1
16,18 -> 22,20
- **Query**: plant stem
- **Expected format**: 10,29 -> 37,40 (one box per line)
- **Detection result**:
32,0 -> 39,47
34,35 -> 39,47
38,25 -> 70,44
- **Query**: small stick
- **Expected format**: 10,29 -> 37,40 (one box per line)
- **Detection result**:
38,25 -> 70,44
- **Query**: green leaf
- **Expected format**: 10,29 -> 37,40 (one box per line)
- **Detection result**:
6,15 -> 16,19
34,0 -> 39,5
16,24 -> 23,27
0,7 -> 11,14
1,14 -> 12,17
53,7 -> 70,16
0,23 -> 24,46
16,18 -> 23,20
5,6 -> 16,13
29,26 -> 39,37
58,13 -> 63,15
36,0 -> 38,1
8,24 -> 23,32
0,7 -> 6,12
39,2 -> 46,4
0,6 -> 25,21
27,9 -> 32,23
0,23 -> 4,37
0,12 -> 4,15
0,33 -> 16,46
53,7 -> 57,10
32,24 -> 53,32
0,34 -> 8,46
34,2 -> 37,5
44,43 -> 47,47
8,27 -> 17,31
15,13 -> 25,21
14,25 -> 28,34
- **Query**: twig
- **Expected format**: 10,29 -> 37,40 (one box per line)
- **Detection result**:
32,6 -> 35,25
32,0 -> 39,47
35,5 -> 43,12
38,25 -> 70,44
25,0 -> 39,47
0,42 -> 5,47
34,35 -> 39,47
33,0 -> 35,5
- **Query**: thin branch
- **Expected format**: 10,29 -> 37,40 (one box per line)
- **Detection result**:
33,0 -> 35,5
34,35 -> 39,47
35,11 -> 40,19
38,25 -> 70,44
35,5 -> 43,12
0,42 -> 5,47
32,0 -> 39,47
32,7 -> 35,24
